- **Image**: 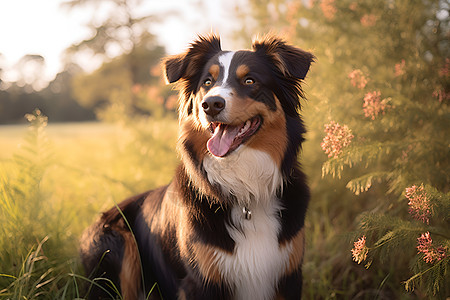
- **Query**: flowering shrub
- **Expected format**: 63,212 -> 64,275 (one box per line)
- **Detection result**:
351,236 -> 368,264
439,58 -> 449,78
417,232 -> 447,264
348,69 -> 368,89
241,0 -> 450,297
405,184 -> 431,224
432,89 -> 449,103
321,121 -> 354,158
320,0 -> 337,20
394,59 -> 406,77
362,91 -> 390,119
360,14 -> 378,27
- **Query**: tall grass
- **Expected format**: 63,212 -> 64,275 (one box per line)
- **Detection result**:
0,110 -> 178,299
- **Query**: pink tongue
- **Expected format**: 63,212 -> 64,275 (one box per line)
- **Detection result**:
207,124 -> 241,157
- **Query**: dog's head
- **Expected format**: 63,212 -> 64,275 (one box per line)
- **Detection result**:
164,34 -> 314,177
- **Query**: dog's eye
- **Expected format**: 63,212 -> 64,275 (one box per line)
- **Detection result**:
204,79 -> 212,87
244,78 -> 255,85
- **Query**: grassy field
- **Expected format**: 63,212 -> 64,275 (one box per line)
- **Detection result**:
1,122 -> 118,159
0,118 -> 179,299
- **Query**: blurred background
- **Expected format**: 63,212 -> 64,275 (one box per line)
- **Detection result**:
0,0 -> 448,299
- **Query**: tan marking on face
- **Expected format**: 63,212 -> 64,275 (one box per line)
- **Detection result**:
225,95 -> 287,166
191,242 -> 221,283
209,64 -> 220,81
236,64 -> 250,79
118,229 -> 141,300
280,228 -> 305,274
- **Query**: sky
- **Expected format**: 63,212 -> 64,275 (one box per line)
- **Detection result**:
0,0 -> 236,87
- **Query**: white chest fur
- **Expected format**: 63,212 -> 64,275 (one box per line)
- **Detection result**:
203,147 -> 289,299
203,146 -> 283,207
220,202 -> 290,300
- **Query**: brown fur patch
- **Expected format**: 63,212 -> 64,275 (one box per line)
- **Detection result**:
191,242 -> 221,283
281,228 -> 305,275
178,119 -> 209,176
178,117 -> 209,162
119,230 -> 142,300
176,119 -> 223,201
209,64 -> 220,81
247,103 -> 287,166
236,64 -> 250,79
225,95 -> 287,166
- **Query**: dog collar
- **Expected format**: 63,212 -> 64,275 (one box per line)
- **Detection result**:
243,206 -> 252,220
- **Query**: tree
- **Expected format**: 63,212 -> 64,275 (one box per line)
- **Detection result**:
0,53 -> 4,88
0,62 -> 95,124
15,54 -> 46,91
70,37 -> 174,119
63,0 -> 174,117
62,0 -> 157,59
238,0 -> 449,298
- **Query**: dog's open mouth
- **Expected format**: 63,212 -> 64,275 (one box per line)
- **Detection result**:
207,116 -> 262,157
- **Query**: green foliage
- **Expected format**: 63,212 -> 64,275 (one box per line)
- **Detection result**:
72,57 -> 134,109
70,34 -> 178,121
239,0 -> 449,298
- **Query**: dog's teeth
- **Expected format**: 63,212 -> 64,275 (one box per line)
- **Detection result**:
238,121 -> 251,136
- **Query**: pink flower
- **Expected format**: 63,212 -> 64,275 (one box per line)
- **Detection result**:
351,236 -> 368,264
363,91 -> 390,120
432,89 -> 449,103
394,59 -> 406,77
320,0 -> 337,20
321,121 -> 354,158
439,58 -> 449,78
360,14 -> 378,27
349,2 -> 358,11
132,84 -> 142,95
348,69 -> 368,89
406,184 -> 431,224
417,232 -> 447,263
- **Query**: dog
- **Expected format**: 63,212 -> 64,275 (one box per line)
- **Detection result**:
80,34 -> 314,300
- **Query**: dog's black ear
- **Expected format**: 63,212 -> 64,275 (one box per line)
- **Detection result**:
252,35 -> 315,80
163,35 -> 222,117
163,34 -> 222,85
164,53 -> 187,84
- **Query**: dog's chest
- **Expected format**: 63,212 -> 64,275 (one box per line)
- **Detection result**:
203,147 -> 288,299
215,203 -> 290,300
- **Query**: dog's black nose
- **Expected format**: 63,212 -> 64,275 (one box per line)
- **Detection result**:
201,96 -> 225,117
